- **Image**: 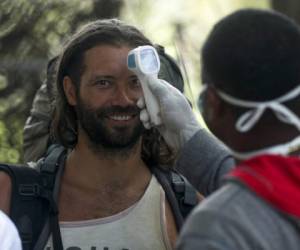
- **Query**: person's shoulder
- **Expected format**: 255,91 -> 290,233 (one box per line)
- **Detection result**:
181,183 -> 244,231
178,183 -> 288,250
0,209 -> 14,227
193,182 -> 270,219
177,184 -> 254,250
0,210 -> 22,249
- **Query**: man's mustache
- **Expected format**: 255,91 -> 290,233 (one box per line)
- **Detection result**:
96,105 -> 141,117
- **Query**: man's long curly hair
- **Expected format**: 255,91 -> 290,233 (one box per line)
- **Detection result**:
51,19 -> 176,168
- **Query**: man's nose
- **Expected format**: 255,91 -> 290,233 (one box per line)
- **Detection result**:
111,86 -> 136,106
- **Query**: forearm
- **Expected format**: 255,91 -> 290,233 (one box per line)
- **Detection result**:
175,129 -> 235,195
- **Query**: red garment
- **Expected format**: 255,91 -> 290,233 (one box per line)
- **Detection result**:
228,154 -> 300,217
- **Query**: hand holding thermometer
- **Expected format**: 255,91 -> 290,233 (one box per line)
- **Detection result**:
127,45 -> 162,125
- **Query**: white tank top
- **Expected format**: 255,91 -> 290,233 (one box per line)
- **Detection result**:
44,175 -> 172,250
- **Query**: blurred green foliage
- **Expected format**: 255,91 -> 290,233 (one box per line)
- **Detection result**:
0,0 -> 123,163
0,120 -> 21,163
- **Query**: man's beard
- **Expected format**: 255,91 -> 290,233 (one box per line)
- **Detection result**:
76,98 -> 145,155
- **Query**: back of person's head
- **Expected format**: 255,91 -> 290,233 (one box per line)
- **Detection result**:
202,8 -> 300,101
200,9 -> 300,159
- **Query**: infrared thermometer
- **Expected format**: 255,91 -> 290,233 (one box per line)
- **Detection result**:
127,45 -> 162,125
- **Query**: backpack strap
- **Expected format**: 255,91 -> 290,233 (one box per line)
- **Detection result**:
171,172 -> 199,218
36,144 -> 66,250
0,144 -> 67,250
152,167 -> 198,231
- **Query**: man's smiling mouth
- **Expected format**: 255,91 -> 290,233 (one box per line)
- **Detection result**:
109,115 -> 134,121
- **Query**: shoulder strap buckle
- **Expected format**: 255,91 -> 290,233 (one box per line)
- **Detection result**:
171,172 -> 185,193
19,183 -> 41,197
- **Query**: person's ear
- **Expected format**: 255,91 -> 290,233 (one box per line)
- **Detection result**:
203,85 -> 224,122
202,85 -> 230,139
63,76 -> 77,106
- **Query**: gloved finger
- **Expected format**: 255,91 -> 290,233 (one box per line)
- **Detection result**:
137,97 -> 145,109
140,109 -> 152,129
146,76 -> 170,97
143,121 -> 152,129
140,109 -> 150,123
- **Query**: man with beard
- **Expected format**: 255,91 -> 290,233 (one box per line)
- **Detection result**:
22,47 -> 233,197
0,19 -> 204,250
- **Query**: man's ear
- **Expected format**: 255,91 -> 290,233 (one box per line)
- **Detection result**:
63,76 -> 77,106
204,86 -> 224,122
205,86 -> 237,146
202,85 -> 228,138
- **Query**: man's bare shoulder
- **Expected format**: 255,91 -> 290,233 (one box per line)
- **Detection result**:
0,171 -> 12,214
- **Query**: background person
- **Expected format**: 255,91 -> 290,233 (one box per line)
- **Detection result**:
0,210 -> 22,250
176,8 -> 300,250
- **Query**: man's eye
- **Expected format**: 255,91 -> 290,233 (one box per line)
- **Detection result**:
95,79 -> 111,87
131,78 -> 141,88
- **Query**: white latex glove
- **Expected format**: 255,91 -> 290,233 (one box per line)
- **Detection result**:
138,76 -> 201,151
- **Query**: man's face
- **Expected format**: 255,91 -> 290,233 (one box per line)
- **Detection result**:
66,45 -> 145,151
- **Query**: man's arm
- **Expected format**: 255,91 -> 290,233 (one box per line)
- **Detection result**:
139,77 -> 235,195
175,129 -> 234,196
